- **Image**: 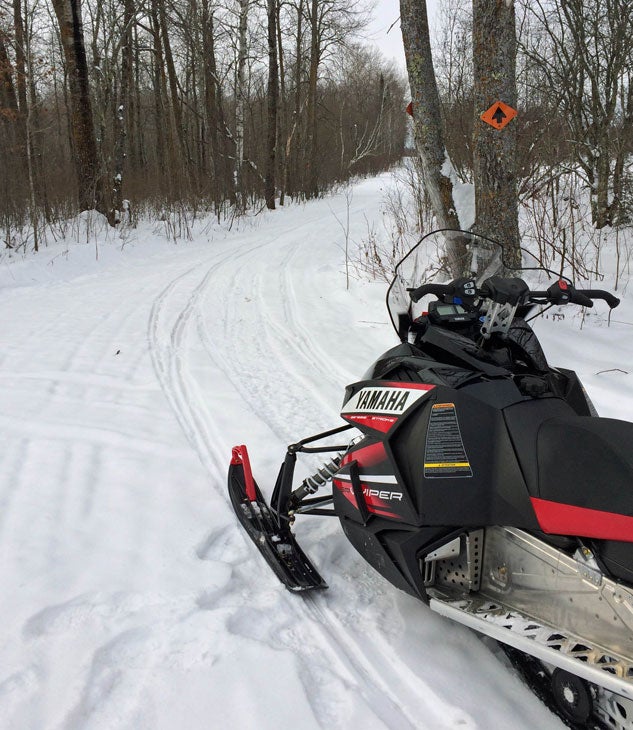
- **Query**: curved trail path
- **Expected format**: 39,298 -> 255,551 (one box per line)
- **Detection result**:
0,179 -> 562,729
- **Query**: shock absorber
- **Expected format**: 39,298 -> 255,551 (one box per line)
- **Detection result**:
288,454 -> 342,507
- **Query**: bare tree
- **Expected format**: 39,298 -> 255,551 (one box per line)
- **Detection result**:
265,0 -> 278,209
235,0 -> 249,208
51,0 -> 106,213
111,0 -> 135,224
433,0 -> 473,183
522,0 -> 633,228
400,0 -> 467,275
303,0 -> 368,198
305,0 -> 319,197
0,0 -> 406,230
202,0 -> 235,211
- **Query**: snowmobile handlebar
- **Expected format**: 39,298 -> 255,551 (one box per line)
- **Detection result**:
529,284 -> 620,309
409,279 -> 620,309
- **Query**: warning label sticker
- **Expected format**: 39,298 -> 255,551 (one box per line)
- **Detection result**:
424,403 -> 473,478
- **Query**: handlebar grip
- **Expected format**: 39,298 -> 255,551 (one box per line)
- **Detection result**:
569,290 -> 594,307
577,289 -> 620,309
409,283 -> 453,303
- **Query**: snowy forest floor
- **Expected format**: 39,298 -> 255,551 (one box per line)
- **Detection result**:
1,172 -> 631,729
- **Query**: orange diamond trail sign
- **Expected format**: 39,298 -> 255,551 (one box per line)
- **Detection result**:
481,101 -> 517,130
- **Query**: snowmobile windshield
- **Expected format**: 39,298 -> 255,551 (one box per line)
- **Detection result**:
385,230 -> 501,336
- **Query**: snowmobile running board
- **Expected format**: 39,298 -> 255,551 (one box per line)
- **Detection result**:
428,593 -> 633,702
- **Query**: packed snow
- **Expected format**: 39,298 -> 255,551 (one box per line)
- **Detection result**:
1,173 -> 631,729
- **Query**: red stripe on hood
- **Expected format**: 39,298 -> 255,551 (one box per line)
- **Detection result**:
340,441 -> 387,468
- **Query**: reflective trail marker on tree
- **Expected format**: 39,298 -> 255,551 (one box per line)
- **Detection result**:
481,101 -> 517,130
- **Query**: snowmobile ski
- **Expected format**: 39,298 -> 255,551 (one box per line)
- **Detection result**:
228,445 -> 327,592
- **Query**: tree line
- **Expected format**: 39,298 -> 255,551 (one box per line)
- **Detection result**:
0,0 -> 407,247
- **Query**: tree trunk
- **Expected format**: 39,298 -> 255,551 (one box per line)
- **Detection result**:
132,21 -> 144,167
275,0 -> 286,205
305,0 -> 319,198
400,0 -> 466,276
158,0 -> 188,174
201,0 -> 235,211
13,0 -> 27,112
285,0 -> 303,199
149,0 -> 177,198
0,31 -> 20,128
51,0 -> 106,214
26,43 -> 51,224
472,0 -> 520,274
202,0 -> 219,201
235,0 -> 249,209
111,0 -> 134,224
11,0 -> 28,170
265,0 -> 278,209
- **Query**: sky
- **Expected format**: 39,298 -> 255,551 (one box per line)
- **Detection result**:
367,0 -> 441,70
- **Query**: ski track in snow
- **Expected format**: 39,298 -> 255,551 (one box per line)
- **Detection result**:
0,178 -> 569,729
146,229 -> 424,729
143,204 -> 562,728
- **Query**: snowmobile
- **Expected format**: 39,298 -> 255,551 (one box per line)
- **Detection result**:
228,229 -> 633,729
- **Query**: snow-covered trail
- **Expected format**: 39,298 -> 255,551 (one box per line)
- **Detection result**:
1,178 -> 564,729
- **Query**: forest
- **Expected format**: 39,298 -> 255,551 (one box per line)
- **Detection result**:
0,0 -> 407,244
0,0 -> 632,266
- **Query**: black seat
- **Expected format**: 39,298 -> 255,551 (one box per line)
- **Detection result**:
536,416 -> 633,516
506,400 -> 633,576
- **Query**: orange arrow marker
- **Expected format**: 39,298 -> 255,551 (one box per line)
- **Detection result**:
481,101 -> 517,130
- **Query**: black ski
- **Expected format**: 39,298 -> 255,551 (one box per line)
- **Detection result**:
228,446 -> 327,592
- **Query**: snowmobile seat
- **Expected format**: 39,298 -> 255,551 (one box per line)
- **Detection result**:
506,401 -> 633,545
535,415 -> 633,522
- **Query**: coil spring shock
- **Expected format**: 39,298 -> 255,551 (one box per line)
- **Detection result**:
304,455 -> 342,493
290,454 -> 342,506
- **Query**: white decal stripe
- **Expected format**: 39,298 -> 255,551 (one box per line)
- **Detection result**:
335,474 -> 398,484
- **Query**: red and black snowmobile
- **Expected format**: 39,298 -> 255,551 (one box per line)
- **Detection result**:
228,229 -> 633,728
